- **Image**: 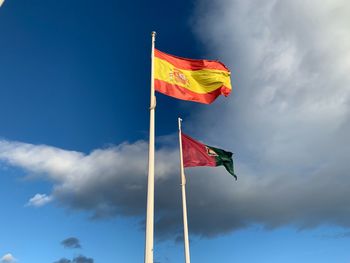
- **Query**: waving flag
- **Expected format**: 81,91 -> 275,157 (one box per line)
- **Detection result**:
181,133 -> 236,179
154,49 -> 232,104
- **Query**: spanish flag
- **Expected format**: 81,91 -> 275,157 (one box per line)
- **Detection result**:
154,49 -> 232,104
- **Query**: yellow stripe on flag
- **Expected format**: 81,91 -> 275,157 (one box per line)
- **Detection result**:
154,57 -> 231,95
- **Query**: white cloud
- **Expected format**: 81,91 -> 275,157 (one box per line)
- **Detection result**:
0,139 -> 178,220
1,253 -> 16,263
27,193 -> 53,207
189,0 -> 350,230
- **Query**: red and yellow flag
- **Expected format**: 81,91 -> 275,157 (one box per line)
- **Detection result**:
154,49 -> 232,104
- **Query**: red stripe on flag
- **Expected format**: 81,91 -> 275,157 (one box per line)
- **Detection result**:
154,79 -> 231,104
155,49 -> 230,72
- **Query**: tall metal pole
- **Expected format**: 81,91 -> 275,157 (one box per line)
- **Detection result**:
145,31 -> 156,263
178,117 -> 191,263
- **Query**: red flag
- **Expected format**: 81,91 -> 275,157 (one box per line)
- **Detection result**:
181,133 -> 237,179
181,133 -> 217,168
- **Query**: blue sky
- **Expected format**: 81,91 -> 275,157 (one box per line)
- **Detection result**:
1,0 -> 350,262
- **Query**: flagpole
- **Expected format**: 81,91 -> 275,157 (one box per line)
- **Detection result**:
145,31 -> 156,263
178,117 -> 191,263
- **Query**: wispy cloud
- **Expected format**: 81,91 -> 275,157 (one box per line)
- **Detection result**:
61,237 -> 81,249
1,254 -> 16,263
53,255 -> 93,263
27,193 -> 53,207
72,255 -> 93,263
54,259 -> 71,263
318,231 -> 350,239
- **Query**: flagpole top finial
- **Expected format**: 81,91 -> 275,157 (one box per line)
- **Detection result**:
178,117 -> 183,130
152,31 -> 156,37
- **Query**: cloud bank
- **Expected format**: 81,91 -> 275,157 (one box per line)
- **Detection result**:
190,0 -> 350,230
0,139 -> 181,239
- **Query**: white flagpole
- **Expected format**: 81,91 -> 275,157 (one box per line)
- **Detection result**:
144,31 -> 156,263
178,117 -> 191,263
